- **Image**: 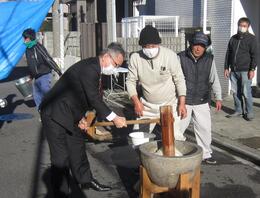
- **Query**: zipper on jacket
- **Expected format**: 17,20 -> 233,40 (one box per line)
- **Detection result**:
234,39 -> 241,71
190,52 -> 198,105
147,59 -> 154,70
194,61 -> 199,105
34,48 -> 39,74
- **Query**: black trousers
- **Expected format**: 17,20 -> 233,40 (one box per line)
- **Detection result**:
41,112 -> 92,197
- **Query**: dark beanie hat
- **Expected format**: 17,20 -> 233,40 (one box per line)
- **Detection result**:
190,32 -> 211,47
139,25 -> 161,46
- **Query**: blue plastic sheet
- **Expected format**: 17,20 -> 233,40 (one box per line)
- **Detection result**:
0,0 -> 54,80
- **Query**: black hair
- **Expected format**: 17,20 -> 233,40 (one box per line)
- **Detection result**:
22,28 -> 36,40
238,17 -> 251,26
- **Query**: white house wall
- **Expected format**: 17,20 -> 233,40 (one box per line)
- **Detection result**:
207,0 -> 233,96
155,0 -> 202,28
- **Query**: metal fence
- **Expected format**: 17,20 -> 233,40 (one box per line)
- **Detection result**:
122,15 -> 180,38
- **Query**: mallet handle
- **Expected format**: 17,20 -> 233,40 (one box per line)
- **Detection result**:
93,118 -> 160,127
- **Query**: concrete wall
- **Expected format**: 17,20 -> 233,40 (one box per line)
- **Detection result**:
43,31 -> 81,58
43,31 -> 81,71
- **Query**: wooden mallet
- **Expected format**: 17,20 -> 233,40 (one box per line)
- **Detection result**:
84,111 -> 160,140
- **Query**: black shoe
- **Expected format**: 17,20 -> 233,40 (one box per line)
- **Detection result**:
226,112 -> 242,118
244,117 -> 254,121
203,157 -> 217,165
244,114 -> 254,121
81,179 -> 112,191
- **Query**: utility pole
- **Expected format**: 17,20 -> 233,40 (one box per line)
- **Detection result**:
106,0 -> 117,44
52,0 -> 60,58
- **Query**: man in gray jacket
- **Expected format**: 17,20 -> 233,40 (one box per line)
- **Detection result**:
178,32 -> 222,164
126,25 -> 187,139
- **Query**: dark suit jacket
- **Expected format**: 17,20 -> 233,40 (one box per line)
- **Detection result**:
39,57 -> 111,133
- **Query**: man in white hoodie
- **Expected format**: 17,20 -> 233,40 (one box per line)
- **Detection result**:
126,25 -> 187,139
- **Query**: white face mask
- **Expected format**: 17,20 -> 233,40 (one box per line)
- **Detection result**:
238,26 -> 248,33
102,64 -> 115,75
142,47 -> 159,59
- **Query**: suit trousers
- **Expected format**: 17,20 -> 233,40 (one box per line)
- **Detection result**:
41,112 -> 92,197
180,103 -> 212,159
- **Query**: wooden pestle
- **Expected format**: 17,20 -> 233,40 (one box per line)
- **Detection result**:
160,105 -> 175,156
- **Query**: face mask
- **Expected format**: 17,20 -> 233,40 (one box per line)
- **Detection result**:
238,26 -> 247,33
142,47 -> 159,59
24,39 -> 37,48
102,64 -> 115,75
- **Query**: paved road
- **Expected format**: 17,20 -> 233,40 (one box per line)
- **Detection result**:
1,66 -> 260,198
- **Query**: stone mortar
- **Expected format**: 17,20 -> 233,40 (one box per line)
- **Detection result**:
139,140 -> 203,188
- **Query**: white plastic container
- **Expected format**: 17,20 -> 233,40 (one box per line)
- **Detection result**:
129,132 -> 156,146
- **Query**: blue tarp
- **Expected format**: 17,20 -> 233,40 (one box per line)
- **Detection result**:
0,0 -> 54,80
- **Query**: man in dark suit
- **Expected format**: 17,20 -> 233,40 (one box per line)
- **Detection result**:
39,42 -> 127,197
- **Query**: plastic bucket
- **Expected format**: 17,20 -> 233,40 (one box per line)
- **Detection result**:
129,132 -> 156,146
15,76 -> 33,98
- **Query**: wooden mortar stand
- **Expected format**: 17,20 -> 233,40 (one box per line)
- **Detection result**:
140,105 -> 201,198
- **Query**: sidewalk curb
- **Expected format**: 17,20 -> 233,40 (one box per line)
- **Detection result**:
212,132 -> 260,165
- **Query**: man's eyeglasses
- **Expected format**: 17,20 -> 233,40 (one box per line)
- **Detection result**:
109,54 -> 120,67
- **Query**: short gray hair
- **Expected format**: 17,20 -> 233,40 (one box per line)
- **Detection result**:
100,42 -> 125,58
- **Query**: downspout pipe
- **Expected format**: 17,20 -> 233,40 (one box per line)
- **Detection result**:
203,0 -> 209,34
59,4 -> 64,71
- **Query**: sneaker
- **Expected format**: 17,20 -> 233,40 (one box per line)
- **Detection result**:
203,157 -> 217,165
226,112 -> 242,118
